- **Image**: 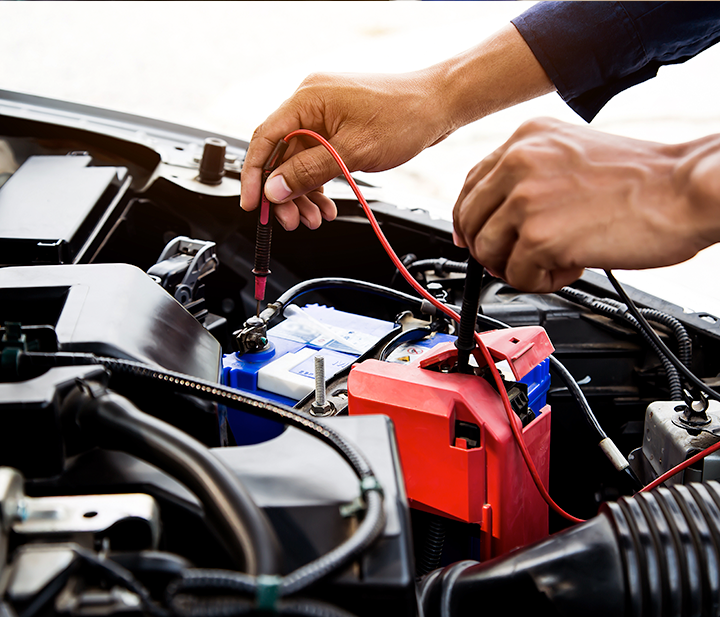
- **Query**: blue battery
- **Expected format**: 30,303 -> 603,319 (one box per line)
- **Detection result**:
222,304 -> 397,445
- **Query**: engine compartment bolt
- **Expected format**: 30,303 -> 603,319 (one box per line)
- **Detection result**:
310,355 -> 335,417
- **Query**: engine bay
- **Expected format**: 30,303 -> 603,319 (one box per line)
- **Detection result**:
2,90 -> 720,617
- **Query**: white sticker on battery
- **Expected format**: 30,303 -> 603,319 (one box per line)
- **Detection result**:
289,350 -> 355,378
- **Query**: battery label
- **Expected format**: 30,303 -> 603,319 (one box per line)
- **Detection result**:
289,349 -> 356,379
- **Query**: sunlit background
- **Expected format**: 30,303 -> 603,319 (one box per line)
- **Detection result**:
2,1 -> 720,314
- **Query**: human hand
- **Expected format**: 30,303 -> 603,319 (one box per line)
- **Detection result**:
240,69 -> 455,231
453,118 -> 720,292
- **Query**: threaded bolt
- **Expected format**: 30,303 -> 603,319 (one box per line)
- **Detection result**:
315,355 -> 326,406
310,355 -> 334,417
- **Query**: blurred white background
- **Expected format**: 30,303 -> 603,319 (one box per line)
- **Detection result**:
2,1 -> 720,313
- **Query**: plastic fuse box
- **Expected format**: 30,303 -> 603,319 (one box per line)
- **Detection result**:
222,304 -> 397,444
348,325 -> 554,560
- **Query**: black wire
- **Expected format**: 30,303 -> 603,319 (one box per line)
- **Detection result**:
558,286 -> 684,400
406,258 -> 469,276
444,302 -> 608,442
274,277 -> 423,314
74,548 -> 169,617
597,296 -> 693,368
640,308 -> 692,368
604,269 -> 720,402
22,351 -> 378,483
169,595 -> 359,617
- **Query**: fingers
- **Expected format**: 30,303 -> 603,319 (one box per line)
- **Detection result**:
453,151 -> 514,251
265,142 -> 345,205
506,261 -> 585,293
453,144 -> 506,214
273,189 -> 337,231
241,104 -> 310,213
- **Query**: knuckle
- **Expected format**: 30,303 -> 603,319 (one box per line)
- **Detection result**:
501,144 -> 533,172
292,154 -> 325,190
517,117 -> 556,135
521,221 -> 552,250
299,71 -> 332,90
251,123 -> 264,141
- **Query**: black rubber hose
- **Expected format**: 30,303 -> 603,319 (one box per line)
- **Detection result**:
597,297 -> 693,368
67,384 -> 281,576
407,258 -> 469,276
170,595 -> 359,617
420,480 -> 720,617
640,308 -> 692,368
606,303 -> 683,400
559,286 -> 684,400
605,269 -> 720,403
165,489 -> 384,599
455,258 -> 484,374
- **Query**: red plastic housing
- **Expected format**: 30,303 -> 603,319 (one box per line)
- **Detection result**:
347,326 -> 553,559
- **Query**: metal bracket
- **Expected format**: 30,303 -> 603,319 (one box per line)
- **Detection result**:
147,236 -> 218,308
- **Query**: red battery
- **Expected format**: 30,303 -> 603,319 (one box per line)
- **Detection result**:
348,326 -> 552,559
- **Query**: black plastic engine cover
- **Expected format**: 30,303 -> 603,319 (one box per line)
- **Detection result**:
0,155 -> 130,265
0,263 -> 221,380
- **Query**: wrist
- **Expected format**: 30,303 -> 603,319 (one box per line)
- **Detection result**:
422,23 -> 555,132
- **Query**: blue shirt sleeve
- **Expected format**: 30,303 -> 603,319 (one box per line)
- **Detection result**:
512,2 -> 720,122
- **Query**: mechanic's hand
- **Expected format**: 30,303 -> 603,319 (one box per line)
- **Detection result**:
241,70 -> 454,231
453,117 -> 720,293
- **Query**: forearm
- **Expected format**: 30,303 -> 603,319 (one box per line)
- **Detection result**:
420,24 -> 555,135
677,135 -> 720,249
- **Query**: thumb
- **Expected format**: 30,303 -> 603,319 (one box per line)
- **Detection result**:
264,143 -> 341,203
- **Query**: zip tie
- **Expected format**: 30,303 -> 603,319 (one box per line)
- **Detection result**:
255,575 -> 282,613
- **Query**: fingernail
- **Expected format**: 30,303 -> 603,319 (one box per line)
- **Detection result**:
265,174 -> 292,203
452,230 -> 464,247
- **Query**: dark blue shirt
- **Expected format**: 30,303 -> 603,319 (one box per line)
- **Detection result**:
512,2 -> 720,122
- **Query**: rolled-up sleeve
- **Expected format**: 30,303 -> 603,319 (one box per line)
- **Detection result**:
512,2 -> 720,122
